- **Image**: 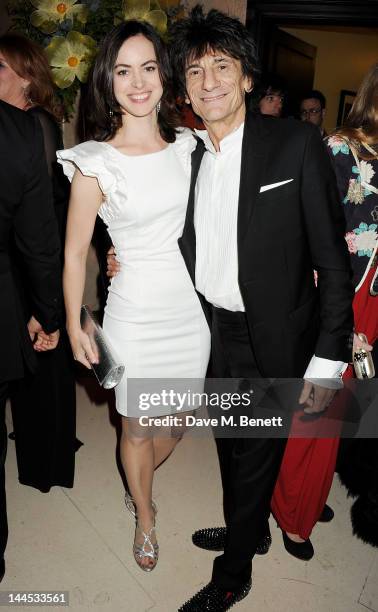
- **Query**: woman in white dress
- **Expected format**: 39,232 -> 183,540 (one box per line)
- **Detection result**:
58,21 -> 210,571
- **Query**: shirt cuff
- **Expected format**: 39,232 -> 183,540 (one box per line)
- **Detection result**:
304,355 -> 348,389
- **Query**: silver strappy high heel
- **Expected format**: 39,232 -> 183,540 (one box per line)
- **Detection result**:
133,523 -> 159,572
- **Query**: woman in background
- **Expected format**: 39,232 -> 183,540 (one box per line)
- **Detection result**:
0,34 -> 76,492
327,63 -> 378,342
271,65 -> 377,560
253,74 -> 286,118
326,63 -> 378,548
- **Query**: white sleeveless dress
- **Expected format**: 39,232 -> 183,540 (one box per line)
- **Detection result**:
58,129 -> 210,417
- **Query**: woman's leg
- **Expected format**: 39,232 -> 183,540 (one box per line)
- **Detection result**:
153,423 -> 186,468
152,412 -> 196,468
119,415 -> 192,567
121,418 -> 189,506
153,436 -> 179,468
120,417 -> 157,569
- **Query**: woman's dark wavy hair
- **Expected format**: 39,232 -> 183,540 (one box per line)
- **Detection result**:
255,74 -> 286,102
251,73 -> 287,114
83,20 -> 180,142
169,5 -> 260,99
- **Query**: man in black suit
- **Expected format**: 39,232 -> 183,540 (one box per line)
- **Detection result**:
0,100 -> 61,581
171,7 -> 354,611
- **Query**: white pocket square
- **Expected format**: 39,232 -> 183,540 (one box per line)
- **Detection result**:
259,179 -> 294,193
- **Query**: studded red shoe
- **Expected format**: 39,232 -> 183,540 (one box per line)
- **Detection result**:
178,578 -> 252,611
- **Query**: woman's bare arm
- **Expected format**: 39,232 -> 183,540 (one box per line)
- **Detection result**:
63,169 -> 103,368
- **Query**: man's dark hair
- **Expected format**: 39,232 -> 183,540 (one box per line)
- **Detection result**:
169,4 -> 260,97
256,73 -> 286,102
300,90 -> 326,109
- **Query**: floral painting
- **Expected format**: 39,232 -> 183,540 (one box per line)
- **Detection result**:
7,0 -> 186,118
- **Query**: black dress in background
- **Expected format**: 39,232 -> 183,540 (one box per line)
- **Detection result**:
10,108 -> 77,492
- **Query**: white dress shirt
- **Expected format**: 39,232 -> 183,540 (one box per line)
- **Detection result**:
193,122 -> 347,384
194,122 -> 244,311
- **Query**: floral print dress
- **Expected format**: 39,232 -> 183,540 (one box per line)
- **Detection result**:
326,135 -> 378,290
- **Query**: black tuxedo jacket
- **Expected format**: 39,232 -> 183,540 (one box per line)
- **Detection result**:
179,112 -> 354,377
0,101 -> 61,384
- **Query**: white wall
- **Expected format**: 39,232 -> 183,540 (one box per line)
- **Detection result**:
282,27 -> 378,132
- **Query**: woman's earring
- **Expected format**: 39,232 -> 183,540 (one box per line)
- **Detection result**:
156,101 -> 161,114
109,107 -> 114,118
23,86 -> 33,106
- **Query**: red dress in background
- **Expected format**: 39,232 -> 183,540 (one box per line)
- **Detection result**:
271,267 -> 377,539
271,136 -> 378,539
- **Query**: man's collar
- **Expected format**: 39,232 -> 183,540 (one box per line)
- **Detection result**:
194,121 -> 245,154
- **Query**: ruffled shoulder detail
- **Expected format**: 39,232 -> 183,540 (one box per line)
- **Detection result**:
171,127 -> 197,177
57,141 -> 126,224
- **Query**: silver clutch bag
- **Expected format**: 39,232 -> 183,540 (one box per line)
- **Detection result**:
80,305 -> 125,389
353,333 -> 375,379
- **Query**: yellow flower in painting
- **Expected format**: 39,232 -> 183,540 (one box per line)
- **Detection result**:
118,0 -> 168,35
45,31 -> 96,89
30,0 -> 88,35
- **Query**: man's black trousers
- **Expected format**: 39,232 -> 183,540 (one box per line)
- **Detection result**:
209,307 -> 287,590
